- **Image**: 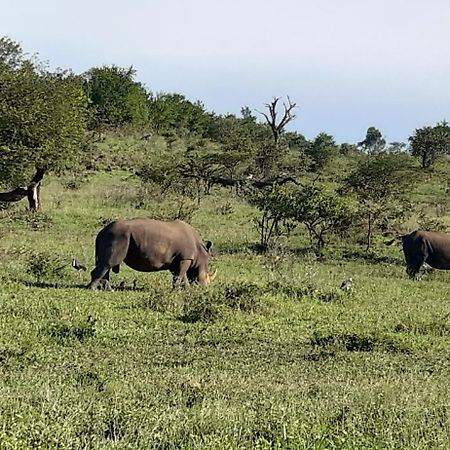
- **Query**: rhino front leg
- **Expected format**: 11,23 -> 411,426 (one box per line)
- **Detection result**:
172,260 -> 191,289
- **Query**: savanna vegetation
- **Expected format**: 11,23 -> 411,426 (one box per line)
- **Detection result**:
2,36 -> 450,449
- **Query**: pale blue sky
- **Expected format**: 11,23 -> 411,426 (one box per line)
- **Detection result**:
2,0 -> 450,143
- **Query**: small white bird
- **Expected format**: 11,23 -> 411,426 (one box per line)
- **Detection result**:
340,278 -> 353,291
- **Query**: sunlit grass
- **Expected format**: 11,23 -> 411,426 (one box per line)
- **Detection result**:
1,172 -> 450,448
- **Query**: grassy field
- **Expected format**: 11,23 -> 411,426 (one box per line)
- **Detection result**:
2,171 -> 450,449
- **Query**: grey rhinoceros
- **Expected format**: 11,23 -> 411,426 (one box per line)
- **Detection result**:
89,218 -> 216,290
401,230 -> 450,278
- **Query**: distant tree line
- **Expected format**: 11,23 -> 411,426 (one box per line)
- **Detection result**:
1,32 -> 450,259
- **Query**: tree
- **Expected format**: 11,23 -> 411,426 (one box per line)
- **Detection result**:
409,121 -> 450,169
305,132 -> 338,171
0,36 -> 88,210
83,65 -> 149,129
205,113 -> 259,179
246,185 -> 296,251
248,182 -> 351,252
358,127 -> 386,154
339,143 -> 357,155
148,93 -> 211,137
254,97 -> 297,178
287,184 -> 352,251
259,96 -> 297,146
342,154 -> 414,251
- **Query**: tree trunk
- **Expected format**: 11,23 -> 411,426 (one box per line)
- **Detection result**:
27,182 -> 41,211
366,213 -> 373,252
0,168 -> 45,211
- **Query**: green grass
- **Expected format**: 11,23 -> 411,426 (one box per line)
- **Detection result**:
2,172 -> 450,449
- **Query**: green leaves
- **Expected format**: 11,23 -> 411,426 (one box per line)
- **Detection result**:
83,65 -> 149,129
148,93 -> 211,136
409,121 -> 450,169
248,183 -> 352,251
287,184 -> 352,249
343,153 -> 415,250
358,126 -> 386,154
343,153 -> 412,203
0,38 -> 87,186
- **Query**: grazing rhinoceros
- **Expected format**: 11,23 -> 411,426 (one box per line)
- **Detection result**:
89,218 -> 216,290
401,230 -> 450,279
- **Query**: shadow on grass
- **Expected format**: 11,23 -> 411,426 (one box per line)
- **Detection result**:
19,279 -> 145,291
341,249 -> 404,266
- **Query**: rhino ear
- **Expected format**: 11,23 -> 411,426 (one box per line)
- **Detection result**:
204,240 -> 213,253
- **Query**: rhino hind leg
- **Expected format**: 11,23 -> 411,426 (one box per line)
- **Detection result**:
89,265 -> 113,290
89,232 -> 129,291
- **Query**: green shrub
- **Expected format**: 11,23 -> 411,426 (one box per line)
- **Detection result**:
27,251 -> 67,280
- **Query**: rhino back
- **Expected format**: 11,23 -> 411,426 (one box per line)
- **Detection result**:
416,230 -> 450,269
417,231 -> 450,250
126,219 -> 200,263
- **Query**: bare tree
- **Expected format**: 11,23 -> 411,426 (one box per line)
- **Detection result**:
259,96 -> 297,145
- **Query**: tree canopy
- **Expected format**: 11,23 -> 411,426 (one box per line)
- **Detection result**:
409,121 -> 450,169
83,65 -> 149,129
0,37 -> 87,188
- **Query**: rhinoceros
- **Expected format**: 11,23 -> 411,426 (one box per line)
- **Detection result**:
401,230 -> 450,278
89,218 -> 216,290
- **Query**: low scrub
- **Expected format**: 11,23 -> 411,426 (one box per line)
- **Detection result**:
309,331 -> 411,353
27,251 -> 68,281
179,282 -> 266,323
2,209 -> 53,231
42,316 -> 97,343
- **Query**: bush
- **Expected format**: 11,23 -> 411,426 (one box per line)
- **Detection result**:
222,282 -> 263,312
178,282 -> 267,323
178,290 -> 224,323
27,251 -> 67,280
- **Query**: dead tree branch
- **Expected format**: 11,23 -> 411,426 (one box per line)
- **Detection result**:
258,96 -> 297,145
0,167 -> 46,210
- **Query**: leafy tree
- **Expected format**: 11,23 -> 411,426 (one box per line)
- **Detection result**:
343,154 -> 414,251
0,36 -> 88,209
358,127 -> 386,154
248,182 -> 352,252
287,184 -> 352,250
0,36 -> 24,69
137,144 -> 221,205
409,121 -> 450,169
148,93 -> 211,137
240,106 -> 257,123
178,147 -> 222,203
206,109 -> 281,182
83,65 -> 149,129
246,185 -> 296,251
206,113 -> 260,179
339,142 -> 357,155
305,132 -> 338,171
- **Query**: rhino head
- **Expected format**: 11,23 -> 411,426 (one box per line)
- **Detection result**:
188,240 -> 217,286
